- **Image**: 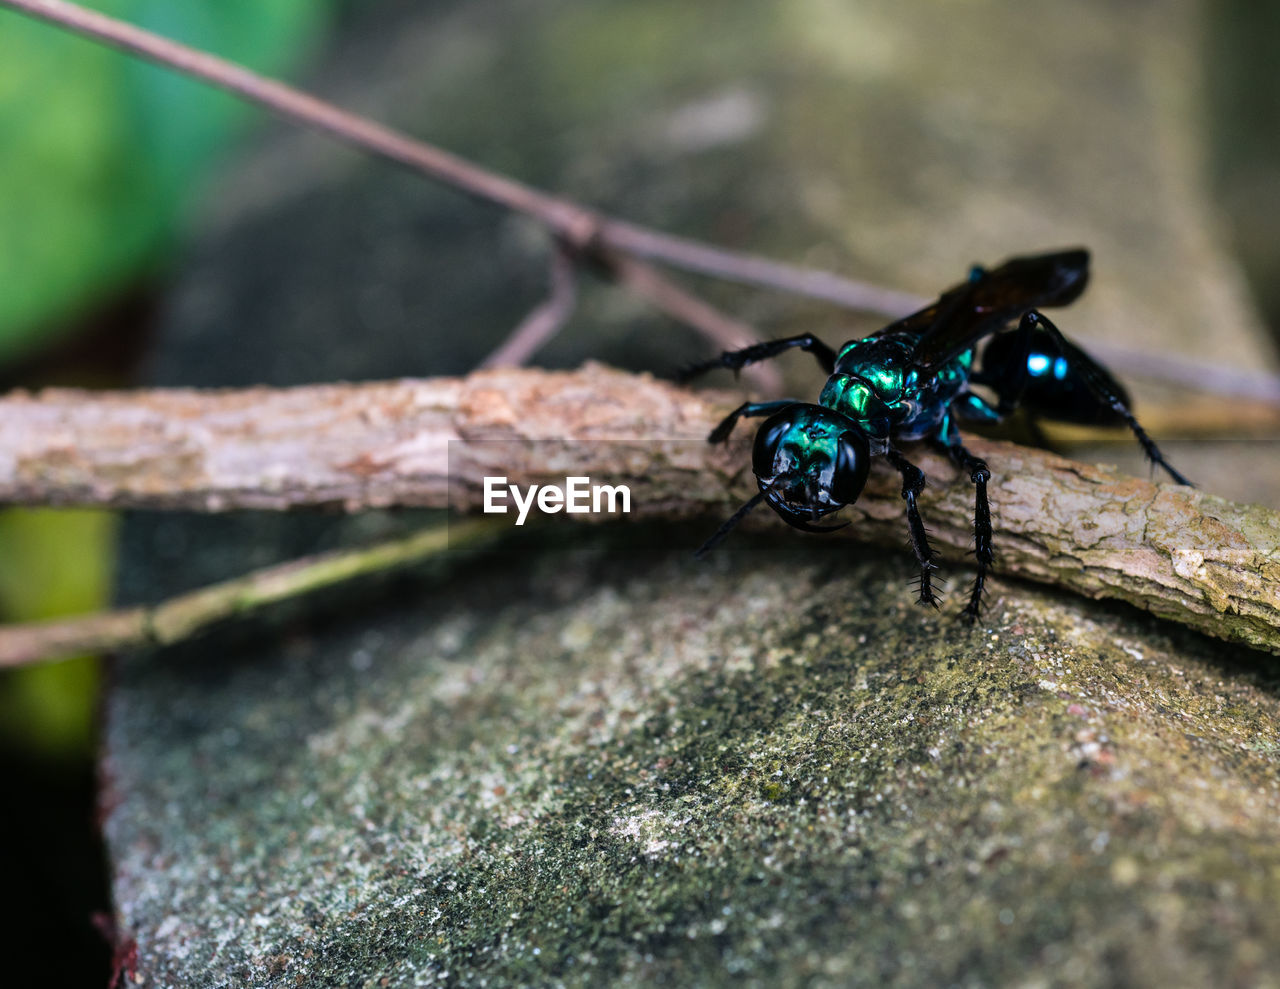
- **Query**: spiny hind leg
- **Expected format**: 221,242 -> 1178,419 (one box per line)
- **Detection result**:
885,448 -> 941,608
933,434 -> 993,621
1020,311 -> 1191,485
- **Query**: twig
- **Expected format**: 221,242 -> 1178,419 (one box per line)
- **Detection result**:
13,0 -> 1280,403
0,518 -> 502,668
0,366 -> 1274,653
479,244 -> 579,369
3,0 -> 782,388
0,0 -> 912,319
600,220 -> 926,314
478,243 -> 781,392
595,250 -> 783,393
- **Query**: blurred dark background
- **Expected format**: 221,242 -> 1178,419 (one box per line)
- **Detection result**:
0,0 -> 1276,983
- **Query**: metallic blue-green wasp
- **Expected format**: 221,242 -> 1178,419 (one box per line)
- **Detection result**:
680,249 -> 1190,620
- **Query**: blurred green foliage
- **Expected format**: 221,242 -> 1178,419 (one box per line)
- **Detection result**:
0,0 -> 334,365
0,509 -> 116,756
0,0 -> 336,758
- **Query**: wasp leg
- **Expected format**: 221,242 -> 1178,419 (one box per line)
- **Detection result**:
708,400 -> 799,444
677,334 -> 837,382
933,436 -> 993,622
885,449 -> 941,608
969,320 -> 1035,416
1019,311 -> 1192,486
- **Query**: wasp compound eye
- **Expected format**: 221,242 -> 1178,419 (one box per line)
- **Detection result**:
830,431 -> 871,505
751,408 -> 801,479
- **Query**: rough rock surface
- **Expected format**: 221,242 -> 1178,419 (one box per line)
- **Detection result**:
106,531 -> 1280,986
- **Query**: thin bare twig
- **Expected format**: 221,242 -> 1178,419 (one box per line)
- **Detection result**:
480,244 -> 579,369
13,0 -> 1280,403
478,242 -> 782,391
0,367 -> 1274,653
0,518 -> 503,669
0,0 -> 911,319
2,0 -> 791,384
597,219 -> 925,314
595,251 -> 783,393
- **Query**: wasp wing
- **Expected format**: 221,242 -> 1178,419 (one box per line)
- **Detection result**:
903,248 -> 1090,371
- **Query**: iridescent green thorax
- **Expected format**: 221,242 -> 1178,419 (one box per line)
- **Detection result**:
822,333 -> 974,441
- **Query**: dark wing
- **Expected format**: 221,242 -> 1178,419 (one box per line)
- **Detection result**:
902,248 -> 1090,371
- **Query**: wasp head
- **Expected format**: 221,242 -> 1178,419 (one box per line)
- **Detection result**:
751,404 -> 871,532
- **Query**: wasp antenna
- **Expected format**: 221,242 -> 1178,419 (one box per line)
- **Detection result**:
695,491 -> 768,559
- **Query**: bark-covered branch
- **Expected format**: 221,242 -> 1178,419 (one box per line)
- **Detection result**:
0,365 -> 1275,653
